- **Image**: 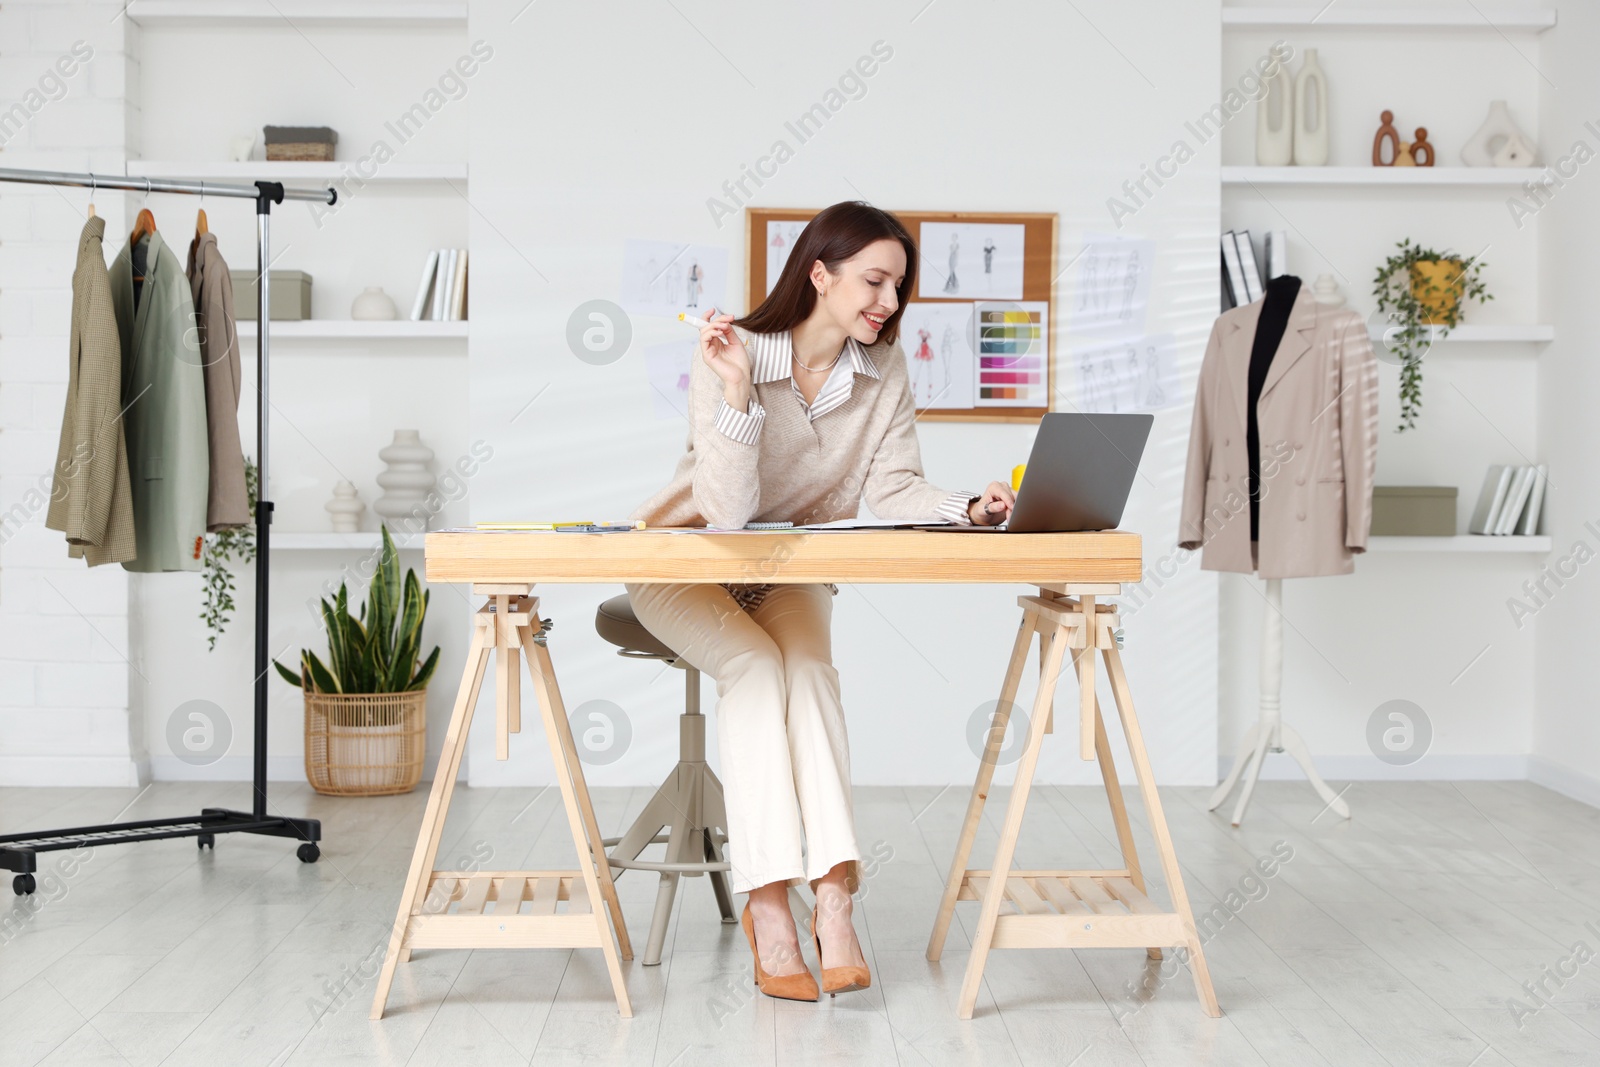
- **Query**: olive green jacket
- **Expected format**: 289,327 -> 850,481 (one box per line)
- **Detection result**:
109,229 -> 210,572
46,216 -> 137,566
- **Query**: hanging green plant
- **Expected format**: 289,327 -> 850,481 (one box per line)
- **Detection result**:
1372,239 -> 1492,433
200,456 -> 258,650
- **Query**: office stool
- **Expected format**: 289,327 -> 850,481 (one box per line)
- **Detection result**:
594,594 -> 736,965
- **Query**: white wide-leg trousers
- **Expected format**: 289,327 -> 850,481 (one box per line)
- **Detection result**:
623,581 -> 858,895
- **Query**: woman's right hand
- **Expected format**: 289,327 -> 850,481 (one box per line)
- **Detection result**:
699,308 -> 751,387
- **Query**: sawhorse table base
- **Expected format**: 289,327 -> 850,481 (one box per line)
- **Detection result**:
371,585 -> 634,1019
927,586 -> 1221,1020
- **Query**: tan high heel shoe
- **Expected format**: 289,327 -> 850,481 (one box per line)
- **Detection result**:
741,904 -> 819,1002
810,905 -> 871,997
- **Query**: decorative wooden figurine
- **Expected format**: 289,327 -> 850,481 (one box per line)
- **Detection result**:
1373,110 -> 1401,166
1395,142 -> 1417,166
1411,128 -> 1435,166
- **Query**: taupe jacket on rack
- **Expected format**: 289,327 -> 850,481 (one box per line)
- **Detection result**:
1178,284 -> 1378,579
187,230 -> 250,530
110,228 -> 210,573
45,215 -> 137,566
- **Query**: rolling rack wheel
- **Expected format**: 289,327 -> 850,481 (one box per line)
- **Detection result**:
298,843 -> 320,863
197,833 -> 215,850
13,873 -> 36,896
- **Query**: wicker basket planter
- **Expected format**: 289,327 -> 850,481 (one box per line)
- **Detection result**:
304,690 -> 426,796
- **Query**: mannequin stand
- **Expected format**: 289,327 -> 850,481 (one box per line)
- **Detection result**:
1208,577 -> 1351,826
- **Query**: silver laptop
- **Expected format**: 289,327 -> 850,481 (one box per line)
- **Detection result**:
921,412 -> 1153,533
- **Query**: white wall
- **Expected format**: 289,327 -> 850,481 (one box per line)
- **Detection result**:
1217,7 -> 1548,782
1534,3 -> 1600,807
466,0 -> 1222,787
0,2 -> 142,786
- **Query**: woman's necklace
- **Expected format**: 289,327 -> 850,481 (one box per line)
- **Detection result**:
792,348 -> 843,374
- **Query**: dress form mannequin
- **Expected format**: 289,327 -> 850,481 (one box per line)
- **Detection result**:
1208,275 -> 1352,826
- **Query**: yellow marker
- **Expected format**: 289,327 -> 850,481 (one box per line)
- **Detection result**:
1012,464 -> 1026,493
475,520 -> 645,530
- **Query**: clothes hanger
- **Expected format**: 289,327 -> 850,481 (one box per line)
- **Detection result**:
191,181 -> 208,262
131,178 -> 157,245
86,172 -> 95,218
131,179 -> 156,283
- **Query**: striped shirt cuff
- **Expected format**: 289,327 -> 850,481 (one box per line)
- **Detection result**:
713,395 -> 765,445
937,490 -> 980,525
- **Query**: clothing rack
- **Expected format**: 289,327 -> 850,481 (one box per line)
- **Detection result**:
0,166 -> 336,895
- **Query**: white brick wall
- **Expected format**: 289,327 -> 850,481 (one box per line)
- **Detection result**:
0,1 -> 141,787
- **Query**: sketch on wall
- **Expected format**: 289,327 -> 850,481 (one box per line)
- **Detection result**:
917,222 -> 1024,300
622,239 -> 728,318
897,302 -> 976,409
1071,233 -> 1154,337
766,220 -> 810,294
1072,333 -> 1179,414
644,340 -> 695,421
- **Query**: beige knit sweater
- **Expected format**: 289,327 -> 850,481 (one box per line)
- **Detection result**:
630,327 -> 977,532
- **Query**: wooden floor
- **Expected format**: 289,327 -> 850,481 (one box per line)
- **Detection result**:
2,779 -> 1598,1065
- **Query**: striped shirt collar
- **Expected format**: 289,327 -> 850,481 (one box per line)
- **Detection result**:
744,330 -> 882,385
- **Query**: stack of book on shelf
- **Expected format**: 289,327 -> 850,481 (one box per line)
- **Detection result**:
1468,464 -> 1547,536
1221,229 -> 1286,310
410,248 -> 469,320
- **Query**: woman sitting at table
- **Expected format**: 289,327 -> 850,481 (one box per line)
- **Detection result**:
626,201 -> 1015,1002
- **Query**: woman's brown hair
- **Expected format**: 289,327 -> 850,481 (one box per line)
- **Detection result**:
735,201 -> 917,346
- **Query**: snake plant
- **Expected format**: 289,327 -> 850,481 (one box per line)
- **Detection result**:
273,526 -> 441,695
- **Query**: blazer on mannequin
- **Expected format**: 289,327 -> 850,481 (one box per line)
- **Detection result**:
1179,281 -> 1378,578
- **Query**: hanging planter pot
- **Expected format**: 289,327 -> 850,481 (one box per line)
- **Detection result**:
1372,239 -> 1492,433
1409,257 -> 1467,325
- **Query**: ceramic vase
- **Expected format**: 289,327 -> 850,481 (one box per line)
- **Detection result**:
1292,49 -> 1329,166
373,430 -> 437,528
351,286 -> 398,320
1461,100 -> 1537,166
1494,130 -> 1538,167
325,480 -> 365,532
1255,61 -> 1294,165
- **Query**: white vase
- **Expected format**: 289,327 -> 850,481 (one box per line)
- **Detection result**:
1255,62 -> 1294,165
325,479 -> 365,533
1494,129 -> 1538,167
351,286 -> 398,321
373,430 -> 437,529
1311,274 -> 1346,307
1461,100 -> 1537,166
1292,49 -> 1329,166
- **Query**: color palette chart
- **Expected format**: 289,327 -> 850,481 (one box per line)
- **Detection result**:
975,301 -> 1048,406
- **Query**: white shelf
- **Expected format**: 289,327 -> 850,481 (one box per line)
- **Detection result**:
1368,324 -> 1554,344
126,2 -> 466,27
237,320 -> 467,341
1223,166 -> 1542,187
272,533 -> 426,551
1368,535 -> 1551,553
125,160 -> 466,185
1222,7 -> 1555,31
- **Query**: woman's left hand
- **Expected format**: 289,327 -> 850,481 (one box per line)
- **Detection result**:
967,481 -> 1015,526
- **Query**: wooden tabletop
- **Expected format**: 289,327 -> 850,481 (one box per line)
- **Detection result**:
423,528 -> 1142,585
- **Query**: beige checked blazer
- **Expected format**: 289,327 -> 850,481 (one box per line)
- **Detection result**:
46,215 -> 137,566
